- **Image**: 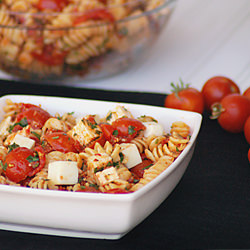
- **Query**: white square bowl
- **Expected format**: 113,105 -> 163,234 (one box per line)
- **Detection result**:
0,95 -> 202,239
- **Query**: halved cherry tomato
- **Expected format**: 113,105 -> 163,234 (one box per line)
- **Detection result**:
43,131 -> 82,153
130,159 -> 153,178
202,76 -> 240,111
74,9 -> 115,25
112,117 -> 146,142
244,116 -> 250,144
164,80 -> 204,114
100,123 -> 115,142
243,87 -> 250,101
32,45 -> 67,66
4,147 -> 45,183
15,106 -> 51,130
211,94 -> 250,133
37,0 -> 68,11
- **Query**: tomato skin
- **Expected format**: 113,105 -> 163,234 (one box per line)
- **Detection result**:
4,147 -> 43,183
43,131 -> 81,153
130,159 -> 153,178
164,88 -> 204,114
244,116 -> 250,144
202,76 -> 240,110
112,118 -> 146,139
74,9 -> 115,25
37,0 -> 68,11
243,87 -> 250,101
248,148 -> 250,163
15,106 -> 51,129
213,94 -> 250,133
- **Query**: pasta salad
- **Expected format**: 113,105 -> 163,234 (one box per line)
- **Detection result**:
0,99 -> 190,194
0,0 -> 172,80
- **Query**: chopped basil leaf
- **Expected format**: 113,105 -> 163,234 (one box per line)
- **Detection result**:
52,136 -> 59,139
143,164 -> 153,170
0,160 -> 7,171
128,125 -> 135,135
113,130 -> 118,136
8,142 -> 19,152
106,112 -> 112,121
31,131 -> 41,140
8,117 -> 28,133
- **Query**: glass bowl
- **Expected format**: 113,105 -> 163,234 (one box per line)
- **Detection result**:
0,0 -> 176,82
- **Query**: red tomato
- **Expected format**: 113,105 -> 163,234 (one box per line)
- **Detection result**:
201,76 -> 240,110
243,87 -> 250,101
100,123 -> 115,142
164,81 -> 204,114
74,9 -> 115,25
112,118 -> 146,141
15,106 -> 51,130
248,148 -> 250,163
211,94 -> 250,133
43,131 -> 81,153
4,147 -> 44,183
32,45 -> 67,66
37,0 -> 68,11
130,159 -> 153,178
244,116 -> 250,144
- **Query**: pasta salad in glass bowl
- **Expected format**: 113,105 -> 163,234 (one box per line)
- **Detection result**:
0,0 -> 176,82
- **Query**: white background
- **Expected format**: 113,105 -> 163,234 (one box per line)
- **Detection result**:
1,0 -> 250,94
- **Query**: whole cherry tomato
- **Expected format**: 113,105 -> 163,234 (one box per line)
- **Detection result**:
43,131 -> 82,153
130,159 -> 153,178
202,76 -> 240,111
37,0 -> 68,11
73,9 -> 115,25
15,106 -> 51,130
248,148 -> 250,163
164,80 -> 204,114
211,94 -> 250,133
243,87 -> 250,101
244,116 -> 250,144
4,147 -> 45,183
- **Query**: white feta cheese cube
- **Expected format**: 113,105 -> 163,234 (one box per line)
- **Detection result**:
11,134 -> 35,149
143,122 -> 164,137
120,143 -> 142,169
95,167 -> 119,186
48,161 -> 78,185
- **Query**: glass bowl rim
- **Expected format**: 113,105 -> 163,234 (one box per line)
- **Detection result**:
0,0 -> 176,30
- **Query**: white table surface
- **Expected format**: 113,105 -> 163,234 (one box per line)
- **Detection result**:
1,0 -> 250,94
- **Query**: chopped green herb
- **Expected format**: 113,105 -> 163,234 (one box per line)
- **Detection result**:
143,164 -> 153,170
106,112 -> 112,121
52,136 -> 59,139
31,131 -> 41,140
27,154 -> 39,163
94,167 -> 104,173
67,111 -> 74,115
8,143 -> 19,152
128,125 -> 135,135
0,160 -> 7,171
89,183 -> 99,190
119,152 -> 124,163
8,117 -> 28,133
113,130 -> 118,136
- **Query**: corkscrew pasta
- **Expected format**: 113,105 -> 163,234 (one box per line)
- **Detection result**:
0,0 -> 172,80
0,99 -> 191,194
